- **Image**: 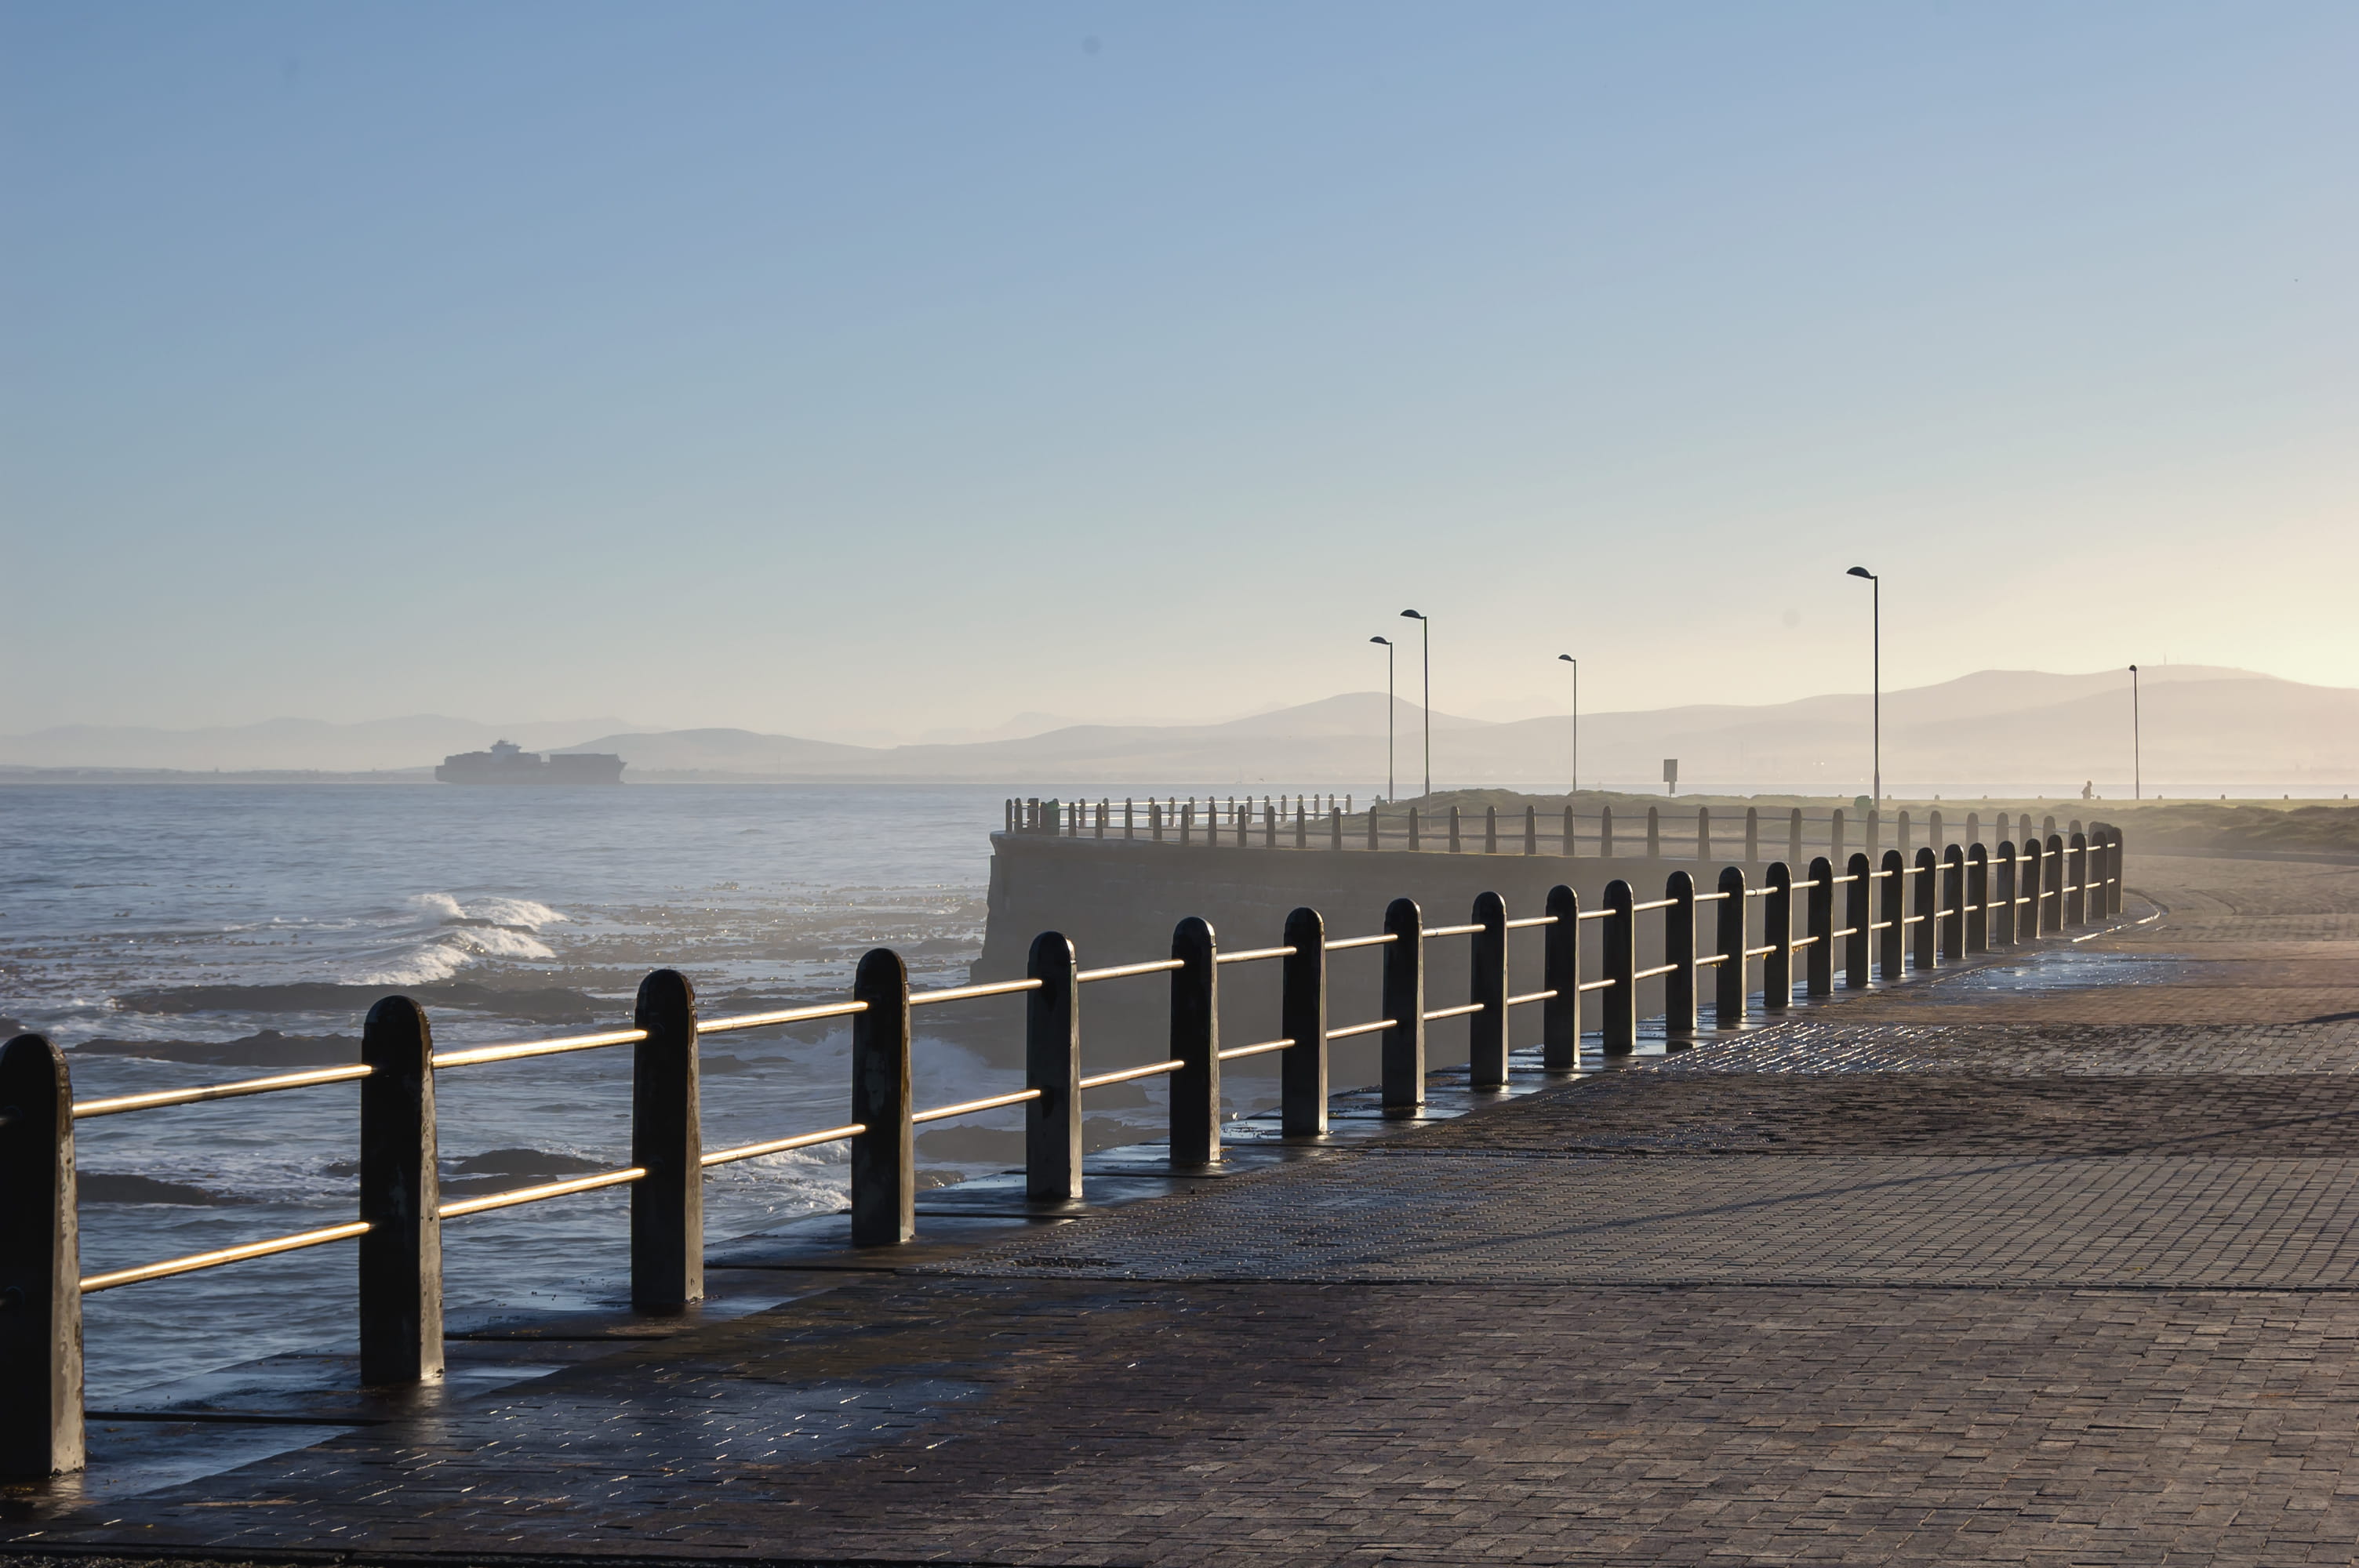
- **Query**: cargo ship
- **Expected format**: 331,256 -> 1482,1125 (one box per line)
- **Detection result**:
434,739 -> 625,786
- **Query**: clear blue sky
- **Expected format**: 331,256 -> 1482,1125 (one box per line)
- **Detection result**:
5,2 -> 2353,742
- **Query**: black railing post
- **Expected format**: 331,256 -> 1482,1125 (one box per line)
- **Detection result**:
1281,907 -> 1328,1137
849,949 -> 914,1247
0,1033 -> 82,1479
1380,898 -> 1426,1109
1993,840 -> 2019,946
1844,852 -> 1872,988
1787,808 -> 1804,866
2110,827 -> 2125,916
2024,837 -> 2048,936
1866,808 -> 1880,860
1664,871 -> 1696,1040
1331,807 -> 1343,851
1169,916 -> 1222,1165
1930,808 -> 1944,850
1365,807 -> 1378,851
1449,807 -> 1463,854
1484,806 -> 1498,855
1645,807 -> 1660,859
1295,802 -> 1307,849
2067,832 -> 2088,925
1966,844 -> 1990,953
1806,857 -> 1834,997
631,968 -> 703,1303
1911,848 -> 1939,971
1879,848 -> 1906,979
1744,807 -> 1760,863
1602,879 -> 1637,1054
1025,931 -> 1081,1203
1967,811 -> 1980,848
1940,845 -> 1966,962
1600,804 -> 1615,858
1696,807 -> 1711,863
1543,884 -> 1581,1070
1560,804 -> 1575,857
2045,833 -> 2066,931
1898,810 -> 1911,855
1715,866 -> 1747,1026
1763,862 -> 1794,1011
1125,797 -> 1135,839
1830,808 -> 1845,862
359,996 -> 442,1384
1524,805 -> 1538,855
1408,807 -> 1421,851
1469,891 -> 1509,1087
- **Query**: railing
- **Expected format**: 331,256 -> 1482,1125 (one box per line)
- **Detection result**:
1005,794 -> 2099,864
0,826 -> 2126,1478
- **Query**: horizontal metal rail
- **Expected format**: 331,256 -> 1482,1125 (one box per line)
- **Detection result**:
909,977 -> 1041,1007
1629,898 -> 1677,913
1217,1036 -> 1294,1062
1631,962 -> 1679,981
81,1221 -> 373,1294
1079,1058 -> 1185,1091
1790,935 -> 1820,949
1693,891 -> 1728,902
1325,1018 -> 1395,1041
1503,915 -> 1558,930
913,1087 -> 1043,1124
1577,908 -> 1616,921
440,1167 -> 645,1220
1216,946 -> 1296,966
1324,933 -> 1398,952
1078,958 -> 1186,983
1424,923 -> 1484,938
702,1123 -> 865,1167
72,1064 -> 373,1120
433,1027 -> 650,1068
1505,989 -> 1555,1007
1423,1001 -> 1485,1022
699,1001 -> 865,1036
1744,943 -> 1778,958
1576,977 -> 1619,993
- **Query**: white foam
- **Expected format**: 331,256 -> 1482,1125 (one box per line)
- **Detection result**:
350,940 -> 475,987
405,892 -> 467,922
469,897 -> 568,929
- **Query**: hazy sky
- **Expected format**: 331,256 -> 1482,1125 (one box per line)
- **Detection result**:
6,2 -> 2354,743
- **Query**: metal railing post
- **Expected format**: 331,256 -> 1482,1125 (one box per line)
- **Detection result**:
1295,802 -> 1307,849
1965,844 -> 1990,953
1645,807 -> 1660,859
1898,810 -> 1911,855
1763,862 -> 1794,1011
1664,871 -> 1696,1040
1470,891 -> 1509,1087
1844,852 -> 1872,988
631,968 -> 703,1303
1484,806 -> 1498,855
1125,797 -> 1135,839
1830,808 -> 1845,862
2109,827 -> 2125,915
1281,908 -> 1328,1136
1993,840 -> 2019,946
1879,848 -> 1906,979
1600,804 -> 1615,858
1866,808 -> 1880,860
1524,805 -> 1538,855
1696,807 -> 1711,863
359,996 -> 442,1383
0,1034 -> 82,1479
1787,808 -> 1804,866
1025,932 -> 1081,1203
1408,807 -> 1421,851
2045,833 -> 2066,931
1805,857 -> 1834,997
2024,837 -> 2047,935
1543,884 -> 1582,1069
1560,804 -> 1575,857
1930,808 -> 1944,850
1449,807 -> 1463,853
1381,898 -> 1426,1109
2067,832 -> 2088,925
1602,879 -> 1637,1054
1365,807 -> 1378,851
1330,807 -> 1343,851
849,949 -> 914,1247
1967,811 -> 1981,848
1939,846 -> 1966,962
1715,866 -> 1747,1026
1744,806 -> 1760,862
1911,848 -> 1939,971
1169,916 -> 1221,1163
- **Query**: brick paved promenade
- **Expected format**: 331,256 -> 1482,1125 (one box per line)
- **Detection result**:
9,851 -> 2359,1566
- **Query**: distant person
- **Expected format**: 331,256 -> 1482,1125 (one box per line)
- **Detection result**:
2081,779 -> 2094,801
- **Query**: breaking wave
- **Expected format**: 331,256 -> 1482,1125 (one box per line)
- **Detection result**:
345,892 -> 569,985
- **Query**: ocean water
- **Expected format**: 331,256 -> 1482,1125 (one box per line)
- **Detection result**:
0,782 -> 1056,1402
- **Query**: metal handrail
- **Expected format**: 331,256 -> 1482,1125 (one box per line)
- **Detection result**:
433,1027 -> 651,1068
1575,977 -> 1618,993
909,977 -> 1041,1007
1629,897 -> 1677,913
1503,915 -> 1558,930
1324,933 -> 1398,952
1423,923 -> 1485,938
913,1087 -> 1043,1124
699,1001 -> 866,1036
1078,957 -> 1186,983
1079,1058 -> 1185,1091
702,1123 -> 864,1167
1631,962 -> 1679,981
72,1063 -> 373,1120
440,1167 -> 645,1220
1422,1001 -> 1485,1022
1325,1018 -> 1395,1041
1505,989 -> 1555,1007
1216,946 -> 1296,966
81,1221 -> 374,1295
1217,1036 -> 1294,1062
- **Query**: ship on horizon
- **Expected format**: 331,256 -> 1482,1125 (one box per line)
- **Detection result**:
435,739 -> 625,786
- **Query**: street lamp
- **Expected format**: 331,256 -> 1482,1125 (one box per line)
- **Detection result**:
2129,664 -> 2141,800
1400,610 -> 1430,798
1371,636 -> 1396,801
1557,654 -> 1579,793
1846,567 -> 1880,802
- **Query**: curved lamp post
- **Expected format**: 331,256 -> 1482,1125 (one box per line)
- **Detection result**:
1846,567 -> 1880,803
1371,636 -> 1396,801
1400,610 -> 1430,798
2129,664 -> 2141,800
1558,654 -> 1579,793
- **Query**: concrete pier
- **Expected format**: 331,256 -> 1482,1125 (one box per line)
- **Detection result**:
9,849 -> 2359,1564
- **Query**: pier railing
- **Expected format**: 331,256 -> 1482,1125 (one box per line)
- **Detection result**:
2,827 -> 2125,1477
1008,794 -> 2095,862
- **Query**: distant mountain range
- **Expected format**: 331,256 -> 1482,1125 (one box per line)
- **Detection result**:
5,667 -> 2352,796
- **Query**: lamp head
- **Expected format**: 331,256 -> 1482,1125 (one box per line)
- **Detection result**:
2128,663 -> 2138,673
1400,608 -> 1426,620
1370,636 -> 1391,646
1846,566 -> 1875,580
1558,653 -> 1576,663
